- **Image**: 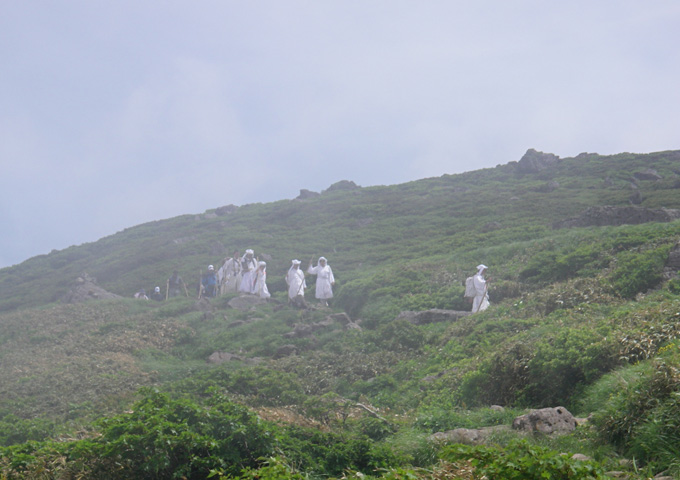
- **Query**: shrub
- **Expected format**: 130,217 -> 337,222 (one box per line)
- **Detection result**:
607,244 -> 671,299
444,439 -> 608,479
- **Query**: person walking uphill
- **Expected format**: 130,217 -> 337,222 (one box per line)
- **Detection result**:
239,249 -> 258,294
307,256 -> 335,307
472,264 -> 490,313
286,259 -> 306,305
253,261 -> 271,299
200,265 -> 218,298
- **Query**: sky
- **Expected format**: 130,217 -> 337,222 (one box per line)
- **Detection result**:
1,1 -> 679,269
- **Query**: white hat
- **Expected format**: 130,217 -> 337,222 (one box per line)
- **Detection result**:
245,249 -> 254,255
319,256 -> 327,262
258,261 -> 266,267
208,265 -> 214,271
154,286 -> 160,293
292,259 -> 301,265
476,264 -> 488,274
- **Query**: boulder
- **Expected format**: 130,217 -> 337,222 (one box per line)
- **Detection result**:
215,204 -> 238,216
207,351 -> 244,364
633,168 -> 663,181
296,189 -> 320,200
553,206 -> 680,229
227,295 -> 268,311
429,425 -> 509,445
61,273 -> 121,304
512,406 -> 577,434
517,149 -> 560,173
324,180 -> 360,193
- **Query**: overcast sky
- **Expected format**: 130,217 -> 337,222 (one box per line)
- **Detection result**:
1,1 -> 679,269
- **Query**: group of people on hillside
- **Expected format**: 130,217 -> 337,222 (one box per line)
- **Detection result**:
135,249 -> 336,307
135,249 -> 489,313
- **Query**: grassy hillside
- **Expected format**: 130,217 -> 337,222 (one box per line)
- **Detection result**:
1,149 -> 680,479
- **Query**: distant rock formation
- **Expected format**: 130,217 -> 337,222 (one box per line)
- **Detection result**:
553,206 -> 680,229
61,273 -> 121,304
516,149 -> 561,173
633,168 -> 663,181
324,180 -> 360,193
296,189 -> 320,200
215,204 -> 239,216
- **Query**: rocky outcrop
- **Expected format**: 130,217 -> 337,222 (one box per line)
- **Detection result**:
430,426 -> 510,445
61,273 -> 121,304
296,189 -> 320,200
553,206 -> 680,229
215,204 -> 238,216
516,149 -> 560,174
324,180 -> 360,193
512,406 -> 577,434
283,313 -> 361,339
227,295 -> 269,311
396,309 -> 471,325
633,168 -> 663,181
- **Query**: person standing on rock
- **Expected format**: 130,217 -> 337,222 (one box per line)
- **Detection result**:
239,249 -> 258,294
472,264 -> 490,313
286,259 -> 306,304
307,256 -> 335,307
253,261 -> 271,299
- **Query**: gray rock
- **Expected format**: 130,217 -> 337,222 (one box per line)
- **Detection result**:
296,189 -> 320,200
633,168 -> 663,181
553,206 -> 680,229
517,149 -> 560,173
227,295 -> 268,311
512,406 -> 577,434
207,351 -> 244,364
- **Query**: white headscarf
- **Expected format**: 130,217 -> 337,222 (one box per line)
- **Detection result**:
476,264 -> 487,275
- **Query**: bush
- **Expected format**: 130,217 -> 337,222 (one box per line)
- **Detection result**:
608,244 -> 671,299
444,439 -> 608,479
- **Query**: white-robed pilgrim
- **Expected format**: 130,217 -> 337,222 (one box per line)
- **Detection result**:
307,257 -> 335,302
286,259 -> 306,299
254,261 -> 271,299
239,249 -> 257,294
219,253 -> 242,295
472,264 -> 489,313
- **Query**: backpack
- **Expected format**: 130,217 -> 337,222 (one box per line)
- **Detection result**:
464,276 -> 476,298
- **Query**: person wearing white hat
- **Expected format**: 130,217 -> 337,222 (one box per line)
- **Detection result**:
239,249 -> 257,294
150,286 -> 163,302
200,264 -> 218,298
307,256 -> 335,306
472,264 -> 490,313
286,259 -> 306,302
253,261 -> 271,299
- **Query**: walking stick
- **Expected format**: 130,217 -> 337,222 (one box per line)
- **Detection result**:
198,270 -> 203,299
182,279 -> 189,297
165,278 -> 170,301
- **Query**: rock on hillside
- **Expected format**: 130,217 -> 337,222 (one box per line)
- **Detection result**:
61,273 -> 121,303
553,205 -> 680,229
516,149 -> 561,173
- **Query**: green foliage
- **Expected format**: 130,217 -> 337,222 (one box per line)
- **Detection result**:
444,439 -> 608,479
587,345 -> 680,475
608,244 -> 672,299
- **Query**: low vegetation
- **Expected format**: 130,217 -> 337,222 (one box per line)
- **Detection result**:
2,150 -> 680,478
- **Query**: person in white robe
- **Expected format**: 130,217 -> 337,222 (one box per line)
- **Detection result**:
239,249 -> 258,294
286,259 -> 306,301
219,250 -> 242,295
254,261 -> 271,299
307,256 -> 335,306
472,264 -> 490,313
